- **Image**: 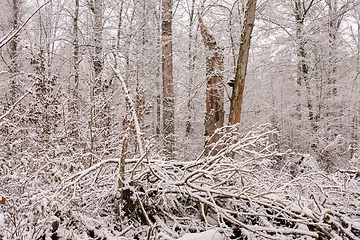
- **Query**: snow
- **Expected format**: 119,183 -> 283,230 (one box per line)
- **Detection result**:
177,229 -> 224,240
0,213 -> 4,227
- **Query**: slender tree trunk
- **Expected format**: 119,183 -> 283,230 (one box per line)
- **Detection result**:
67,0 -> 81,149
327,0 -> 338,97
185,0 -> 196,137
295,3 -> 314,122
88,0 -> 104,165
73,0 -> 80,91
355,9 -> 360,154
155,6 -> 161,136
228,0 -> 257,125
156,82 -> 161,135
198,16 -> 224,144
325,0 -> 348,102
294,1 -> 304,120
116,1 -> 123,51
9,0 -> 20,104
294,0 -> 316,130
162,0 -> 175,159
91,0 -> 104,90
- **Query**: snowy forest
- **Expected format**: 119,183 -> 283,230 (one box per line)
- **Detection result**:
0,0 -> 360,239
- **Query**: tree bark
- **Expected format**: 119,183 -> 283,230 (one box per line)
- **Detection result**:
228,0 -> 257,125
185,0 -> 196,137
198,16 -> 224,144
90,0 -> 104,93
73,0 -> 80,91
9,0 -> 20,104
162,0 -> 175,159
294,0 -> 317,130
88,0 -> 104,165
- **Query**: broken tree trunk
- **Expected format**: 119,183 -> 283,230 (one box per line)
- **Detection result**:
198,15 -> 224,146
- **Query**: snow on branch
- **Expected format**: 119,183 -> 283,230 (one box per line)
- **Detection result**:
0,88 -> 32,123
110,65 -> 144,158
0,0 -> 52,49
55,124 -> 360,239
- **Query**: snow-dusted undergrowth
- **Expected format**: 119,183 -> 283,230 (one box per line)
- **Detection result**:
1,124 -> 359,239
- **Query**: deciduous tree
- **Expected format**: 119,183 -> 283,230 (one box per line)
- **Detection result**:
229,0 -> 257,124
162,0 -> 175,159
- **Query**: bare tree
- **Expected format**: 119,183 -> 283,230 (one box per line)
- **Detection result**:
162,0 -> 175,159
8,0 -> 20,104
73,0 -> 80,91
185,0 -> 196,137
294,0 -> 316,129
228,0 -> 257,125
90,0 -> 104,88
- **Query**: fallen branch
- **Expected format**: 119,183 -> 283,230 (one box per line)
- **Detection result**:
54,124 -> 360,239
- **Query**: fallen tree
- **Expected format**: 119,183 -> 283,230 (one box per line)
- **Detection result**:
1,69 -> 359,239
44,124 -> 359,239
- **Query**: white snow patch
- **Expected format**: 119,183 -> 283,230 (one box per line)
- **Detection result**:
178,229 -> 224,240
0,213 -> 4,227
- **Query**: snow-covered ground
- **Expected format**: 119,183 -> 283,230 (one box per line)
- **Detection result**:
177,229 -> 223,240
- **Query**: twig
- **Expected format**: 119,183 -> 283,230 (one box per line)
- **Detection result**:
119,225 -> 134,237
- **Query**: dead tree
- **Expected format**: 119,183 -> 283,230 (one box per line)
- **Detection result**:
198,15 -> 224,146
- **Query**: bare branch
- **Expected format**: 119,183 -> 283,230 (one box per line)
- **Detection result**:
0,0 -> 52,49
110,65 -> 145,157
0,89 -> 32,122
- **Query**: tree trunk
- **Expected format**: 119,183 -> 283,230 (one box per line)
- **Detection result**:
88,0 -> 104,165
185,0 -> 196,137
73,0 -> 80,91
91,0 -> 104,91
198,16 -> 224,144
228,0 -> 257,125
162,0 -> 175,159
294,0 -> 316,130
9,0 -> 20,104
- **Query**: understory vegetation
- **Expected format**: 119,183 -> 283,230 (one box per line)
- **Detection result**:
1,0 -> 360,239
1,123 -> 359,239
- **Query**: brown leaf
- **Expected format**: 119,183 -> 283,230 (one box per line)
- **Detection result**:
0,197 -> 5,205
